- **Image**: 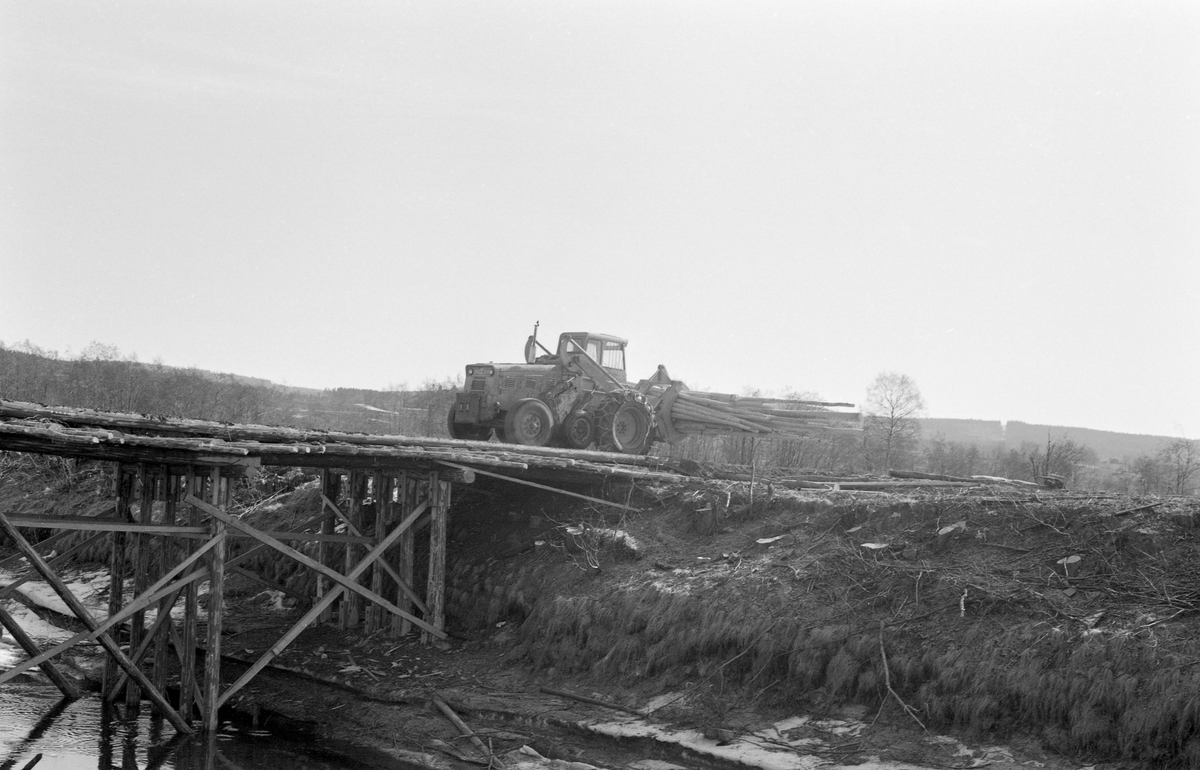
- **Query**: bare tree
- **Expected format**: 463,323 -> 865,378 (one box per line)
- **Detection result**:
863,372 -> 926,471
1158,438 -> 1199,496
1026,433 -> 1097,487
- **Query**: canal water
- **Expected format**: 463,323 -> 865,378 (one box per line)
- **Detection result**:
0,645 -> 404,770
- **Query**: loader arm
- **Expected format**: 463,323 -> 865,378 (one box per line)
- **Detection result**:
562,338 -> 627,393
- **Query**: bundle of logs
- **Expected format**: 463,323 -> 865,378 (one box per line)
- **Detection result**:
664,390 -> 861,439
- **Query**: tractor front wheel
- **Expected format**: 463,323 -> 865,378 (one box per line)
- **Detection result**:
503,399 -> 556,447
563,411 -> 595,449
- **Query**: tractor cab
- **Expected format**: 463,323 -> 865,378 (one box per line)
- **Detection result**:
524,330 -> 628,385
556,332 -> 627,385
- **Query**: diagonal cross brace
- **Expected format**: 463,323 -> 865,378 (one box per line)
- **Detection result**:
183,495 -> 444,640
213,503 -> 430,708
321,493 -> 428,615
0,512 -> 194,734
0,535 -> 220,685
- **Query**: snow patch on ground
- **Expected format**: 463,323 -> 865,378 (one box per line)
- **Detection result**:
581,715 -> 999,770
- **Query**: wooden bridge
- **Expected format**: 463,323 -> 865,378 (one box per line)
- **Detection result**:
0,398 -> 689,734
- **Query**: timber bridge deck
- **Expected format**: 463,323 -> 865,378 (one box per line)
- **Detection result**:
0,398 -> 693,735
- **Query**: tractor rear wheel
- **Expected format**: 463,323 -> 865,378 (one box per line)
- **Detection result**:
503,398 -> 556,447
446,404 -> 491,441
598,398 -> 653,454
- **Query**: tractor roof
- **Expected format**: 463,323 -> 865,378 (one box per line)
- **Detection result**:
559,332 -> 628,346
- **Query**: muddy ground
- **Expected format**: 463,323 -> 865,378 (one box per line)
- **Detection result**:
4,457 -> 1200,769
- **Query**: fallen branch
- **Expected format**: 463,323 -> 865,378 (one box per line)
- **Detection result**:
1112,502 -> 1162,517
432,697 -> 500,766
875,620 -> 928,733
539,686 -> 646,717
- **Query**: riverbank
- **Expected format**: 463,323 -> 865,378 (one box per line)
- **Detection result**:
3,457 -> 1199,768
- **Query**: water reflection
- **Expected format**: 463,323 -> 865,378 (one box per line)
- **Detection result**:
0,685 -> 382,770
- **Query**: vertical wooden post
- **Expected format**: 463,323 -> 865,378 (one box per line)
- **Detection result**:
392,472 -> 413,638
342,471 -> 365,629
318,470 -> 340,623
104,464 -> 132,693
368,472 -> 388,633
423,473 -> 449,645
152,470 -> 176,710
178,469 -> 200,724
126,464 -> 153,708
203,468 -> 227,732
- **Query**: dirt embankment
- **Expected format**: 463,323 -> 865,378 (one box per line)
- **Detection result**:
4,456 -> 1200,769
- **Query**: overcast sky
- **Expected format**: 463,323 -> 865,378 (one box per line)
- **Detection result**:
1,1 -> 1196,438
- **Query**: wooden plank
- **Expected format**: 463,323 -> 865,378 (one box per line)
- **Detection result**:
423,476 -> 449,645
321,493 -> 428,615
393,472 -> 414,637
1,515 -> 209,535
184,494 -> 445,639
0,538 -> 218,685
317,470 -> 338,624
203,469 -> 227,732
0,511 -> 192,733
215,506 -> 427,708
368,472 -> 387,633
342,471 -> 364,630
104,466 -> 132,694
0,601 -> 81,698
178,469 -> 201,724
152,470 -> 175,708
0,532 -> 106,601
126,465 -> 153,708
438,461 -> 638,512
0,515 -> 369,542
0,529 -> 74,571
108,586 -> 183,701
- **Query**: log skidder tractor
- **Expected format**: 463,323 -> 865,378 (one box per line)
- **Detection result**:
448,325 -> 862,454
447,325 -> 680,454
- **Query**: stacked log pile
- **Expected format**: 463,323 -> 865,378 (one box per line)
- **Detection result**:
663,390 -> 861,439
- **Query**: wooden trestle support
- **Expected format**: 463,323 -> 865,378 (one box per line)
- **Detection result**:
0,461 -> 453,733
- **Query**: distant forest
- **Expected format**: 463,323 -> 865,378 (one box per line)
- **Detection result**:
1,340 -> 1195,496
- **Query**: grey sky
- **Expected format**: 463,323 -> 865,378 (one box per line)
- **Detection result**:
2,1 -> 1196,438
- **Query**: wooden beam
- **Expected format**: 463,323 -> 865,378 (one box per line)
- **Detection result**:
0,532 -> 106,601
184,494 -> 445,639
342,471 -> 365,630
0,538 -> 218,684
437,461 -> 638,512
0,512 -> 193,733
179,469 -> 200,724
107,586 -> 183,701
0,515 -> 372,542
126,464 -> 153,707
0,602 -> 81,699
203,468 -> 227,732
321,493 -> 428,615
423,475 -> 449,645
393,472 -> 414,638
214,505 -> 431,708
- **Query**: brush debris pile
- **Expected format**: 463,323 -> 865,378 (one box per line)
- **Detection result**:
447,479 -> 1200,767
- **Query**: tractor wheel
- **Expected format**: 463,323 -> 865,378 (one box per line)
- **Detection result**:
446,404 -> 491,441
598,397 -> 654,454
563,411 -> 595,450
503,398 -> 556,447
